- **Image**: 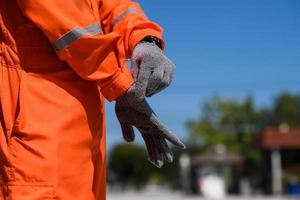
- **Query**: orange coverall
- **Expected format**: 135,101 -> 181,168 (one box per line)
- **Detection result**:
0,0 -> 163,199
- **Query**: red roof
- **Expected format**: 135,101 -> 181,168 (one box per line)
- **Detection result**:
254,127 -> 300,149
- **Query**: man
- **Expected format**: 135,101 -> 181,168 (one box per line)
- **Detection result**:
0,0 -> 184,199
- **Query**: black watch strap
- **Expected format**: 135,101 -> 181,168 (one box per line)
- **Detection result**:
141,35 -> 163,49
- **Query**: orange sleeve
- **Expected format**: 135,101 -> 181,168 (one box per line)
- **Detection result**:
99,0 -> 164,59
16,0 -> 133,101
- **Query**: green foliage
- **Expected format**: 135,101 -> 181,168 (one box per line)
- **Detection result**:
272,92 -> 300,126
108,142 -> 184,188
109,143 -> 150,187
108,92 -> 300,186
186,92 -> 300,178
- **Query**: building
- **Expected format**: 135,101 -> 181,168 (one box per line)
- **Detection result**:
254,125 -> 300,195
184,145 -> 244,195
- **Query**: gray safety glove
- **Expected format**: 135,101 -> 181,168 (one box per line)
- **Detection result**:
115,85 -> 185,168
131,42 -> 175,97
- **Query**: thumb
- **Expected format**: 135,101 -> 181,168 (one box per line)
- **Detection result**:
119,121 -> 135,142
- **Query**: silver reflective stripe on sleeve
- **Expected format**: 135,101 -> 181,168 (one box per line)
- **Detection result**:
54,22 -> 103,51
110,7 -> 140,30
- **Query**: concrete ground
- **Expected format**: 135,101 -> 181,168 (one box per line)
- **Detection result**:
108,191 -> 295,200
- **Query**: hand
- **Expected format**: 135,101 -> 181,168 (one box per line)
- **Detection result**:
131,42 -> 175,97
115,85 -> 185,168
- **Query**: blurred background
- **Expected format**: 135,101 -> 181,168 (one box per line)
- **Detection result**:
106,0 -> 300,199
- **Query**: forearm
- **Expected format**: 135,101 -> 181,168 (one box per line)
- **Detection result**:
17,0 -> 133,101
99,0 -> 164,58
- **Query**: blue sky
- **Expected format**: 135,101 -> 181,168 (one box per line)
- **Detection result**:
106,0 -> 300,150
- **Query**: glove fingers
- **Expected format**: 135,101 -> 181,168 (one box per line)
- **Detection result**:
119,122 -> 135,142
143,134 -> 164,168
133,60 -> 152,98
147,56 -> 175,97
160,138 -> 174,163
149,136 -> 164,168
142,134 -> 157,166
145,69 -> 164,97
152,68 -> 174,96
150,114 -> 186,149
130,59 -> 140,80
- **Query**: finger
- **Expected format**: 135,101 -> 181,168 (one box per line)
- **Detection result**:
150,114 -> 186,149
145,68 -> 164,97
147,57 -> 175,97
133,60 -> 152,98
149,136 -> 164,168
160,138 -> 174,163
146,135 -> 161,168
143,134 -> 163,168
142,134 -> 156,165
130,58 -> 140,80
156,138 -> 171,163
119,122 -> 135,142
150,68 -> 173,97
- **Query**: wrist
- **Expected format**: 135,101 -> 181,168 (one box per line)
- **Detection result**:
140,35 -> 163,49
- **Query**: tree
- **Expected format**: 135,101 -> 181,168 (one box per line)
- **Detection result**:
108,142 -> 185,188
272,92 -> 300,126
186,92 -> 300,179
186,95 -> 262,177
108,143 -> 151,188
108,92 -> 300,188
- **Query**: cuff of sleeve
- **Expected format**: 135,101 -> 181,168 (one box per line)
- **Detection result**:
129,28 -> 165,54
100,65 -> 134,101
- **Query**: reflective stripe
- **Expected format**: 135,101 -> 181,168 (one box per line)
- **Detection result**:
110,7 -> 141,30
54,22 -> 102,51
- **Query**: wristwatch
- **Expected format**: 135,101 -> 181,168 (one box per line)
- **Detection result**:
141,35 -> 163,49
